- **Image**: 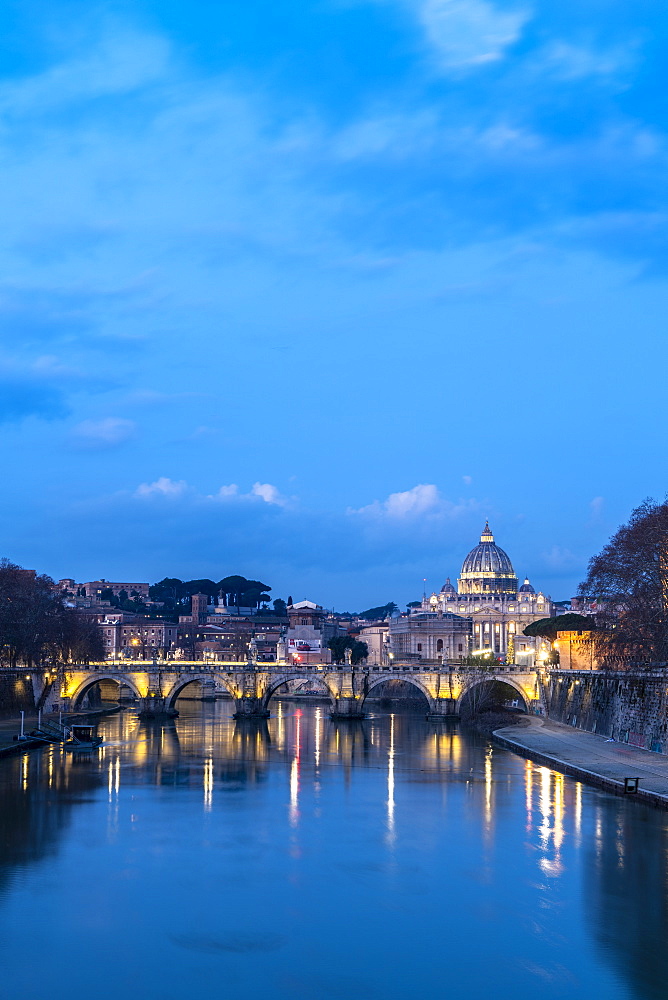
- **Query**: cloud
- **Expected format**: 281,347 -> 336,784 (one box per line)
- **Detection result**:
350,483 -> 478,520
70,417 -> 137,449
215,484 -> 240,499
135,477 -> 189,499
134,478 -> 289,506
209,483 -> 290,506
419,0 -> 530,68
250,482 -> 289,507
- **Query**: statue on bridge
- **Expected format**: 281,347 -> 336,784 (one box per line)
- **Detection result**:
247,636 -> 259,664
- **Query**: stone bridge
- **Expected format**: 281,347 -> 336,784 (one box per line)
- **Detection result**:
43,660 -> 543,719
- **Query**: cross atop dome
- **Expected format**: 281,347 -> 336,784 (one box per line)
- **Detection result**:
480,521 -> 494,542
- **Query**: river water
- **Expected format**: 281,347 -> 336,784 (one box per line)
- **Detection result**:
0,700 -> 666,1000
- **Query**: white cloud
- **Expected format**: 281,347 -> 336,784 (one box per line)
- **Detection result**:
135,477 -> 188,498
419,0 -> 530,69
462,475 -> 473,485
251,482 -> 289,506
215,484 -> 239,498
134,478 -> 289,506
71,416 -> 136,448
211,482 -> 288,505
350,483 -> 477,520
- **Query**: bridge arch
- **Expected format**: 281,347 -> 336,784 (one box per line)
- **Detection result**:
165,673 -> 237,709
457,675 -> 529,714
362,674 -> 435,712
262,673 -> 336,711
71,674 -> 143,708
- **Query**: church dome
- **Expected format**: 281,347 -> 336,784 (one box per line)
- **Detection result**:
440,577 -> 456,595
519,578 -> 535,594
458,522 -> 518,595
461,522 -> 514,576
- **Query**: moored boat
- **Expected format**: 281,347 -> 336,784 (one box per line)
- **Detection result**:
63,724 -> 103,750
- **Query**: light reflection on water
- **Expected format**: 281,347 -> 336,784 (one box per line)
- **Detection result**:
0,701 -> 666,1000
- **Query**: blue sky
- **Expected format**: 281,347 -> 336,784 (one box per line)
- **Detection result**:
0,0 -> 666,609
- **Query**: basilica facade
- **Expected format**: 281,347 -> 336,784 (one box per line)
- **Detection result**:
389,523 -> 553,664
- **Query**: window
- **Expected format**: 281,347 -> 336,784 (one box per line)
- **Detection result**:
509,622 -> 516,633
509,606 -> 515,612
436,639 -> 443,652
484,622 -> 490,632
459,606 -> 465,613
458,644 -> 463,652
417,643 -> 422,651
475,624 -> 480,632
301,618 -> 308,625
495,624 -> 500,632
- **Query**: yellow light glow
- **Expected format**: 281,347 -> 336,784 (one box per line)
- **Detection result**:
386,714 -> 396,846
204,758 -> 213,812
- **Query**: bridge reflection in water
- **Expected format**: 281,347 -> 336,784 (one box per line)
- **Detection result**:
0,702 -> 666,1000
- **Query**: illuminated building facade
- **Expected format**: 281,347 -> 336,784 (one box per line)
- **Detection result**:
286,600 -> 347,664
392,523 -> 554,663
389,611 -> 472,663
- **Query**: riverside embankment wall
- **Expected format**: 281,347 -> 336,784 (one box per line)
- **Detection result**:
544,669 -> 668,752
0,671 -> 35,714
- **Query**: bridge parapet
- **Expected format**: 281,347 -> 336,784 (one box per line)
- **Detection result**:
45,660 -> 543,718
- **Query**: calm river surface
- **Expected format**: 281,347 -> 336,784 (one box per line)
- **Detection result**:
0,701 -> 666,1000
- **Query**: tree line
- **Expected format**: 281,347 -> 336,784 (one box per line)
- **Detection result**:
0,560 -> 104,667
577,498 -> 668,664
71,575 -> 289,619
327,636 -> 369,665
149,575 -> 275,611
524,498 -> 668,667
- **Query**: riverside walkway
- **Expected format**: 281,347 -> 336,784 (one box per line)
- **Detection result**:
494,716 -> 668,809
0,713 -> 44,756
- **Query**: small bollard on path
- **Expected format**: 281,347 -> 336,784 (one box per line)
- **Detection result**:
624,777 -> 640,794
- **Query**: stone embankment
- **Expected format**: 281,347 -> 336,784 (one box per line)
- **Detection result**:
0,671 -> 35,714
542,669 -> 668,753
494,716 -> 668,809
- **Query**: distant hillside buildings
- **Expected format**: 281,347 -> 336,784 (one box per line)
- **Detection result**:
58,579 -> 151,603
57,523 -> 555,664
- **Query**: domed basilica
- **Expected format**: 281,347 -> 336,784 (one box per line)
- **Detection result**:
389,523 -> 553,663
